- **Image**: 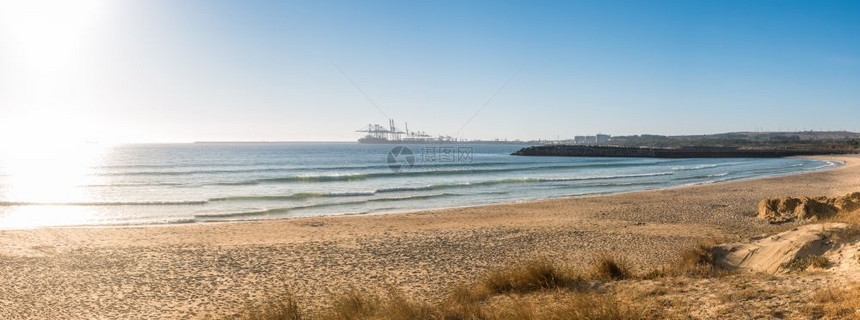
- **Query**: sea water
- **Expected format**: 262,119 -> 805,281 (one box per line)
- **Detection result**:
0,142 -> 839,229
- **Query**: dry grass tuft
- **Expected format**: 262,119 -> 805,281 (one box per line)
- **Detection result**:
638,243 -> 724,279
237,294 -> 303,320
327,290 -> 380,319
827,209 -> 860,226
233,247 -> 728,320
323,289 -> 437,320
551,293 -> 647,320
718,287 -> 772,303
237,289 -> 648,320
782,255 -> 830,272
589,254 -> 631,280
660,243 -> 726,277
475,258 -> 587,297
809,286 -> 860,319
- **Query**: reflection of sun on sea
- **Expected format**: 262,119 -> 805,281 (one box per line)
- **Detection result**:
0,0 -> 114,228
0,125 -> 108,229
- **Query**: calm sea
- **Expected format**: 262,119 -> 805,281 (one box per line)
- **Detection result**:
0,143 -> 839,229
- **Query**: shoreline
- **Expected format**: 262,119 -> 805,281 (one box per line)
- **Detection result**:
1,155 -> 858,318
3,157 -> 845,231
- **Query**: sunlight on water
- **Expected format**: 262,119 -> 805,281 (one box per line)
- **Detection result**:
0,143 -> 106,228
0,206 -> 99,229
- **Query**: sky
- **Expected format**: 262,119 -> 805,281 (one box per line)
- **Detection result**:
0,0 -> 859,144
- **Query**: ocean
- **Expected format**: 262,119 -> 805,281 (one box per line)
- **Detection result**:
0,142 -> 839,229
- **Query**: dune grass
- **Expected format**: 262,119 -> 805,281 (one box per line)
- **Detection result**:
827,209 -> 860,226
233,244 -> 726,320
632,243 -> 725,280
239,294 -> 302,320
782,255 -> 830,272
468,258 -> 588,299
804,286 -> 860,319
323,289 -> 437,320
670,243 -> 723,277
237,288 -> 646,320
589,254 -> 632,280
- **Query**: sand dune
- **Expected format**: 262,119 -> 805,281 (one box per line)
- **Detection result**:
715,222 -> 857,274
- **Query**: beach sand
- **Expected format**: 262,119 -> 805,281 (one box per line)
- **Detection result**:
1,155 -> 858,319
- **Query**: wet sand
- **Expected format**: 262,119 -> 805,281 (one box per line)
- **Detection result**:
1,155 -> 858,319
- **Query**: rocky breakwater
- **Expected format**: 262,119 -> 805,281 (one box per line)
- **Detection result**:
512,145 -> 856,158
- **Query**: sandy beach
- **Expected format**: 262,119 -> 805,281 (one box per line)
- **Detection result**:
1,155 -> 858,319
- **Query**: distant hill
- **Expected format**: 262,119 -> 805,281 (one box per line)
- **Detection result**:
672,131 -> 860,141
606,131 -> 860,147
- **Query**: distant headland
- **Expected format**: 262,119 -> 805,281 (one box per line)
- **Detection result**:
514,131 -> 860,158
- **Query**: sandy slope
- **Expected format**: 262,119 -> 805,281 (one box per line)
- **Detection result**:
0,155 -> 858,319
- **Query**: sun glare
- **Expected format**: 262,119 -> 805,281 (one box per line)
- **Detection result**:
0,139 -> 106,228
0,0 -> 112,149
0,113 -> 100,152
0,0 -> 106,47
0,0 -> 108,85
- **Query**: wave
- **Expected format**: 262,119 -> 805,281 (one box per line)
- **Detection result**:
195,193 -> 457,219
0,200 -> 207,206
194,207 -> 294,219
97,160 -> 518,171
536,171 -> 674,182
684,161 -> 836,186
557,181 -> 665,188
0,171 -> 676,207
210,163 -> 670,185
378,172 -> 673,193
93,159 -> 666,180
209,191 -> 376,202
202,172 -> 678,203
376,186 -> 438,193
68,218 -> 200,227
671,162 -> 746,171
97,167 -> 298,177
810,161 -> 842,170
674,172 -> 730,180
672,164 -> 718,171
95,161 -> 525,176
84,182 -> 185,187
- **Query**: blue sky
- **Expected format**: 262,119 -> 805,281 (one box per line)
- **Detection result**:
1,0 -> 858,143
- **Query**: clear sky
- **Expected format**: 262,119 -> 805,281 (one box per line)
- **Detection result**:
1,0 -> 859,144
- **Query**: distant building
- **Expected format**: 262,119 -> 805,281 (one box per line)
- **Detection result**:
596,134 -> 611,143
573,134 -> 611,145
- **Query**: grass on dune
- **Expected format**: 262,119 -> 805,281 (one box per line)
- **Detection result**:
638,242 -> 727,279
827,208 -> 860,226
589,254 -> 632,281
799,286 -> 860,319
469,258 -> 589,298
239,294 -> 302,320
233,243 -> 726,320
238,288 -> 645,320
